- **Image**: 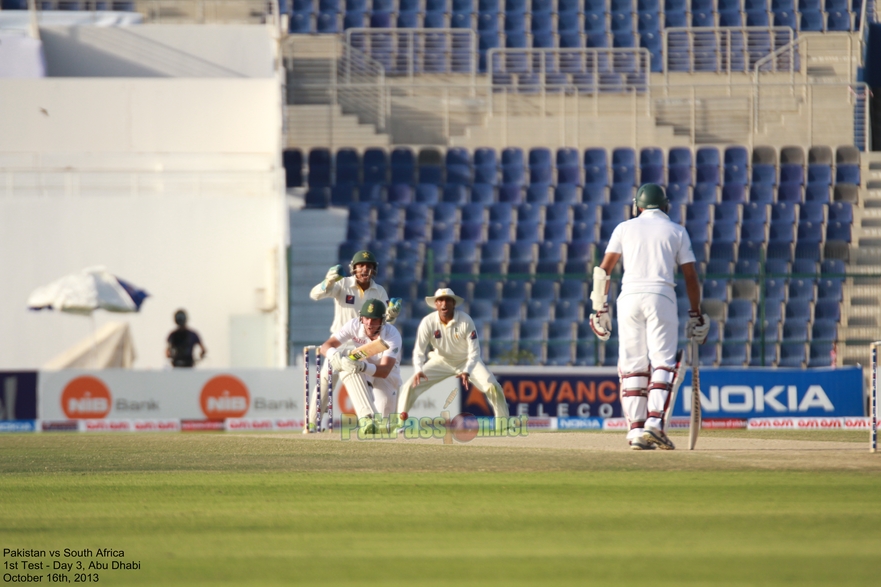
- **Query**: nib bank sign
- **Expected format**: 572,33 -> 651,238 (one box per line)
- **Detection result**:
671,367 -> 864,418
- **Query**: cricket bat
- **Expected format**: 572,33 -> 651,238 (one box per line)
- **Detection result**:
663,348 -> 686,424
348,338 -> 389,361
688,339 -> 701,450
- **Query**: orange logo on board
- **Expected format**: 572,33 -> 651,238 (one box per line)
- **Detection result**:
200,375 -> 250,420
61,376 -> 112,419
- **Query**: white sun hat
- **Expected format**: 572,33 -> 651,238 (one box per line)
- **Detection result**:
424,287 -> 465,308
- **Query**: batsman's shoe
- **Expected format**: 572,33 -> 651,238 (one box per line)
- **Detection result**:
643,428 -> 676,450
629,437 -> 655,451
359,418 -> 376,436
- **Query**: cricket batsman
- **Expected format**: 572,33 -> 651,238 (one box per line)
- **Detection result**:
320,299 -> 403,434
589,183 -> 709,450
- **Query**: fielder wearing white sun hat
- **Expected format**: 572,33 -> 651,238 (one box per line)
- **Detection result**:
424,288 -> 465,308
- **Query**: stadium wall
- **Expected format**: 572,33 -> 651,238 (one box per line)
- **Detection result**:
0,77 -> 286,369
39,24 -> 277,78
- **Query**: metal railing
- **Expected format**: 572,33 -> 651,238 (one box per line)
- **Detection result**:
754,33 -> 859,85
664,27 -> 795,81
344,28 -> 477,81
337,42 -> 388,133
486,47 -> 651,93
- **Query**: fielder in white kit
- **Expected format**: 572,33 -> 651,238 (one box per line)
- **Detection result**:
397,288 -> 509,424
308,249 -> 402,429
589,184 -> 709,450
320,299 -> 403,433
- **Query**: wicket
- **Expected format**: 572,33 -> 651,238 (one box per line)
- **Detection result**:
303,345 -> 333,434
872,342 -> 878,453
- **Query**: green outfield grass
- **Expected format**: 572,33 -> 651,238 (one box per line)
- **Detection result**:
1,433 -> 880,586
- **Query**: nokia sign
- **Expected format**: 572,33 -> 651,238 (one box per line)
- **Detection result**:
670,367 -> 864,418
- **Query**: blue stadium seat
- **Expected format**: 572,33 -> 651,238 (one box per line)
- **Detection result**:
696,164 -> 721,185
573,202 -> 599,222
390,148 -> 416,185
826,10 -> 852,30
777,342 -> 807,367
826,221 -> 852,242
807,164 -> 833,188
564,241 -> 594,274
283,148 -> 304,187
788,278 -> 816,302
812,318 -> 839,342
469,183 -> 493,204
451,242 -> 479,273
552,299 -> 582,321
693,183 -> 719,204
308,148 -> 332,188
501,241 -> 531,274
807,342 -> 834,367
799,9 -> 825,30
836,164 -> 860,185
543,219 -> 570,243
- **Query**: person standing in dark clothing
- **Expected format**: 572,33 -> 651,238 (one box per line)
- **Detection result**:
166,309 -> 206,367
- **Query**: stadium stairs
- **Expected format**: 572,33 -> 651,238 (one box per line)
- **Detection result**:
286,36 -> 392,149
287,200 -> 348,352
841,151 -> 881,368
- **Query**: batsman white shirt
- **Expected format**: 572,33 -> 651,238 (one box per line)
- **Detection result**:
310,277 -> 390,333
331,318 -> 403,383
605,209 -> 697,299
412,310 -> 481,375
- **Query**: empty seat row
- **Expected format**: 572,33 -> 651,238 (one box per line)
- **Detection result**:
287,144 -> 860,193
287,0 -> 861,15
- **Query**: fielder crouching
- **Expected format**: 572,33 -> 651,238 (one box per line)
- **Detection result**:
590,183 -> 709,450
320,299 -> 403,434
397,288 -> 509,430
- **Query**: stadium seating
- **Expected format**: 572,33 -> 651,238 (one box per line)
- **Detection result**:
322,144 -> 854,367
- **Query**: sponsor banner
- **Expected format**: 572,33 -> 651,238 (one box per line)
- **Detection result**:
82,419 -> 133,432
557,417 -> 603,430
225,418 -> 275,432
0,420 -> 37,433
39,366 -> 457,423
525,417 -> 555,430
666,417 -> 691,430
181,419 -> 225,432
132,419 -> 181,432
463,366 -> 621,419
702,418 -> 748,430
41,420 -> 80,432
672,367 -> 863,418
747,417 -> 872,430
603,417 -> 628,431
843,417 -> 872,429
0,371 -> 38,420
39,369 -> 301,421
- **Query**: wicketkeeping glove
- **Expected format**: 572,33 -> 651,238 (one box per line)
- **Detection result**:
340,356 -> 366,374
321,265 -> 343,291
385,298 -> 402,323
686,310 -> 710,344
589,303 -> 612,341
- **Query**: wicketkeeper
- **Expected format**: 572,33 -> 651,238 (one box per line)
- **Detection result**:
590,183 -> 709,450
320,299 -> 403,434
309,249 -> 402,429
397,288 -> 509,426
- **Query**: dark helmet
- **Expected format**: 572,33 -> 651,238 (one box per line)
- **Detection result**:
174,309 -> 187,326
633,183 -> 669,215
350,250 -> 378,278
359,298 -> 386,320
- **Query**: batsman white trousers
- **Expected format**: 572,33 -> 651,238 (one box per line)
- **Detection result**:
398,356 -> 509,417
616,292 -> 678,439
617,292 -> 678,374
